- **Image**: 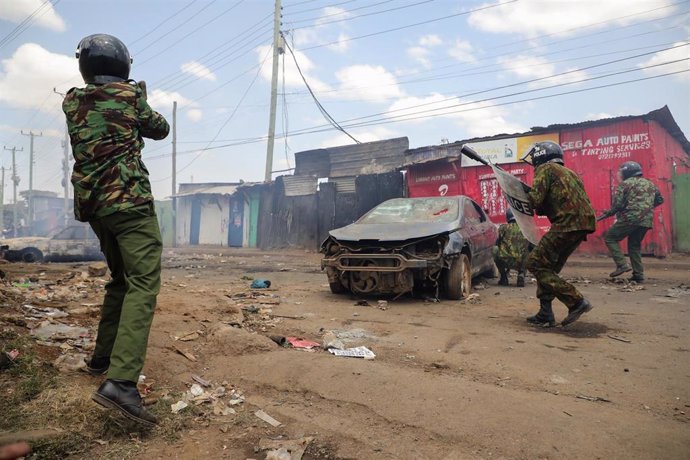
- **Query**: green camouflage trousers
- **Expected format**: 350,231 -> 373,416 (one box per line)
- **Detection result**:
89,202 -> 162,383
604,221 -> 649,277
492,246 -> 528,275
526,230 -> 589,308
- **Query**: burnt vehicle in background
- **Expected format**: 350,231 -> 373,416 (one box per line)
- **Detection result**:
1,225 -> 104,263
321,196 -> 498,299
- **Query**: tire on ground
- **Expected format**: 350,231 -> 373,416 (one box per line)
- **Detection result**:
20,247 -> 44,263
444,253 -> 471,300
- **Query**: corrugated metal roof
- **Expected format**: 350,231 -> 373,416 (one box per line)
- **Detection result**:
330,177 -> 356,194
294,137 -> 409,178
328,137 -> 409,178
173,184 -> 240,197
403,143 -> 464,167
282,175 -> 318,196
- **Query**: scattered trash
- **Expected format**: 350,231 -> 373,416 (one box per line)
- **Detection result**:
53,352 -> 88,373
473,282 -> 488,291
172,330 -> 201,341
190,384 -> 204,397
255,409 -> 282,427
563,411 -> 573,417
431,361 -> 450,369
665,284 -> 690,298
241,275 -> 254,281
377,300 -> 388,310
576,394 -> 612,403
87,262 -> 108,277
22,304 -> 69,319
192,375 -> 211,387
171,401 -> 189,413
463,293 -> 481,304
0,349 -> 20,370
354,300 -> 370,307
266,448 -> 291,460
260,437 -> 314,460
328,346 -> 376,359
173,345 -> 197,362
286,337 -> 321,349
251,279 -> 271,289
608,334 -> 632,343
321,331 -> 345,350
30,321 -> 90,341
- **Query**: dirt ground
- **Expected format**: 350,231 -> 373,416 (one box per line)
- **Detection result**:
1,247 -> 689,459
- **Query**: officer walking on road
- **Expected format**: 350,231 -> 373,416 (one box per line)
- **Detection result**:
522,141 -> 596,327
493,209 -> 531,287
598,161 -> 664,283
62,34 -> 169,426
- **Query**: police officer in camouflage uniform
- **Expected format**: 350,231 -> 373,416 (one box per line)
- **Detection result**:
598,161 -> 663,283
522,141 -> 596,327
63,34 -> 169,426
493,209 -> 531,287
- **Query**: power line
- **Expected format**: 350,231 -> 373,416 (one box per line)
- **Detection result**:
286,0 -> 358,14
286,0 -> 394,23
0,0 -> 59,50
290,0 -> 436,29
297,0 -> 517,51
283,33 -> 359,143
129,0 -> 199,47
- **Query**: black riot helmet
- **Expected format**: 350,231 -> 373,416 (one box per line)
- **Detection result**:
76,34 -> 132,84
618,161 -> 643,180
506,208 -> 516,223
522,141 -> 564,168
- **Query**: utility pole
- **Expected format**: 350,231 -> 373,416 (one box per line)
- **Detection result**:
3,146 -> 23,237
264,0 -> 283,182
172,100 -> 177,248
21,130 -> 42,234
61,129 -> 70,226
0,167 -> 4,237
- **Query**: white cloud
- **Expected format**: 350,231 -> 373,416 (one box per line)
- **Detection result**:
0,0 -> 66,32
638,42 -> 690,81
387,93 -> 523,137
448,40 -> 476,63
332,65 -> 403,102
407,34 -> 445,68
257,45 -> 331,92
148,89 -> 202,122
469,0 -> 674,38
497,55 -> 588,86
327,33 -> 351,53
0,43 -> 80,114
290,6 -> 353,52
585,112 -> 615,121
180,61 -> 217,81
419,34 -> 442,47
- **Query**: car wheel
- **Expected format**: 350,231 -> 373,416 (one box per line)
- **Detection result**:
444,253 -> 471,300
21,247 -> 44,263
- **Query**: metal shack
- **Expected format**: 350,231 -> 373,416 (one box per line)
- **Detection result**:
405,106 -> 690,256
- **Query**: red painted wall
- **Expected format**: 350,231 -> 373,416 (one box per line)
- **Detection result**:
406,118 -> 687,256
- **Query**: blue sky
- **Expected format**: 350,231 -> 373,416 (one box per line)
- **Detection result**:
0,0 -> 688,202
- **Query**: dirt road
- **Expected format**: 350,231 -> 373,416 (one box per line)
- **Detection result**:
1,248 -> 689,459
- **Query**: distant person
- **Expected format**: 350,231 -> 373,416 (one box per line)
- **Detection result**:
522,141 -> 596,327
598,161 -> 663,283
62,34 -> 169,426
492,209 -> 531,287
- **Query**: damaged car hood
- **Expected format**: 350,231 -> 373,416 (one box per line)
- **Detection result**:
329,221 -> 460,243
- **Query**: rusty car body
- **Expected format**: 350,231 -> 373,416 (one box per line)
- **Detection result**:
1,225 -> 103,263
320,196 -> 498,299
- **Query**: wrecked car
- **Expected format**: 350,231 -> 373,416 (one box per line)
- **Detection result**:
1,225 -> 104,263
320,196 -> 498,299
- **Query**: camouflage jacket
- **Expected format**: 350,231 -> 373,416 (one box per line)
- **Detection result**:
603,177 -> 663,228
63,81 -> 169,222
495,222 -> 530,261
527,162 -> 595,232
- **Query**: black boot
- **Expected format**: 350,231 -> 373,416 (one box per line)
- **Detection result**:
92,379 -> 158,426
498,268 -> 509,286
84,356 -> 110,376
562,298 -> 593,327
526,299 -> 556,327
516,272 -> 525,288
